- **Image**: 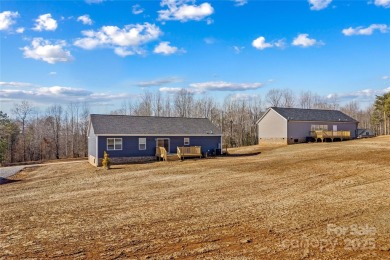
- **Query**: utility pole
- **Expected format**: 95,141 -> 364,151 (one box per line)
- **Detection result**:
230,120 -> 233,148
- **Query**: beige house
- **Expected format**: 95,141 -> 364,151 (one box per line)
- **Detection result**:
257,107 -> 359,145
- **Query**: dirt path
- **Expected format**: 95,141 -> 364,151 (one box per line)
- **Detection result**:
0,137 -> 389,259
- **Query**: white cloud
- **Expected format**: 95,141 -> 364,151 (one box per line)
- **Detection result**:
204,37 -> 215,44
0,11 -> 19,31
158,0 -> 214,22
85,0 -> 104,4
22,38 -> 73,64
36,86 -> 91,96
0,86 -> 91,101
0,81 -> 35,88
114,47 -> 141,57
233,46 -> 244,54
308,0 -> 332,10
190,81 -> 263,91
159,87 -> 183,93
382,76 -> 390,80
252,37 -> 286,50
77,15 -> 93,25
228,93 -> 261,101
0,84 -> 132,105
252,36 -> 273,50
16,27 -> 25,33
137,77 -> 182,87
292,33 -> 322,47
89,92 -> 130,100
327,87 -> 390,101
0,89 -> 34,99
274,39 -> 287,49
342,24 -> 388,36
233,0 -> 248,6
74,23 -> 162,56
159,87 -> 202,94
132,4 -> 144,15
49,72 -> 57,76
374,0 -> 390,8
154,41 -> 182,55
33,13 -> 57,31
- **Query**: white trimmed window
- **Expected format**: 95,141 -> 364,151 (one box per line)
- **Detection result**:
107,138 -> 122,150
184,138 -> 190,146
311,125 -> 328,131
139,138 -> 146,150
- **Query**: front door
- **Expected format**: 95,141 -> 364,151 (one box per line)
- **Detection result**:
156,138 -> 170,153
333,125 -> 338,136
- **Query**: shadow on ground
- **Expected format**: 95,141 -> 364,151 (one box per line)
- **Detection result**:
227,152 -> 261,157
0,177 -> 21,185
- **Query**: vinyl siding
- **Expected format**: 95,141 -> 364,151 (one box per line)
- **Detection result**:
258,109 -> 288,139
87,124 -> 97,158
97,135 -> 221,158
287,121 -> 358,139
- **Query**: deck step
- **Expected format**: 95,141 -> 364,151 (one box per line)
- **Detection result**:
166,154 -> 180,161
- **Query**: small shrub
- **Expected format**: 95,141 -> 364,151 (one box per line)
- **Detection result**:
102,151 -> 111,169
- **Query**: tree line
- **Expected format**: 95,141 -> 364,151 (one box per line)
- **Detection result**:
0,101 -> 89,165
0,89 -> 389,165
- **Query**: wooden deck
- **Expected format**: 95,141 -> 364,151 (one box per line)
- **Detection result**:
310,130 -> 351,142
156,146 -> 202,161
156,147 -> 178,161
177,146 -> 202,160
156,147 -> 167,161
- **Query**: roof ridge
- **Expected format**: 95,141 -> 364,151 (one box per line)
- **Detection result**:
90,114 -> 210,120
269,107 -> 358,122
90,114 -> 222,135
272,107 -> 342,112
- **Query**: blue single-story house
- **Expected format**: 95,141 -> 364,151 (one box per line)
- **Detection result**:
88,114 -> 222,166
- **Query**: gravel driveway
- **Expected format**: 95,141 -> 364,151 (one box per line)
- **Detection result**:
0,166 -> 28,179
0,161 -> 85,180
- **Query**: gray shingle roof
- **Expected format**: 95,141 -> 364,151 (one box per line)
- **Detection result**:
271,107 -> 358,122
90,114 -> 222,135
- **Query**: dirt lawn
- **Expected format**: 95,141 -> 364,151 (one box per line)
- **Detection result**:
1,137 -> 389,259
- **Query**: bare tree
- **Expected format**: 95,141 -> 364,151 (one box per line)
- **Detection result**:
266,89 -> 283,107
193,95 -> 216,119
135,91 -> 153,116
163,95 -> 172,117
67,102 -> 80,157
79,103 -> 90,157
12,100 -> 34,161
328,94 -> 340,110
298,91 -> 315,109
122,100 -> 134,115
46,105 -> 63,159
313,95 -> 333,110
341,101 -> 359,120
174,89 -> 194,117
249,97 -> 263,143
281,89 -> 296,108
152,92 -> 163,116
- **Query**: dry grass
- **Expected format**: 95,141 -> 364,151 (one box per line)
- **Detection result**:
1,137 -> 389,259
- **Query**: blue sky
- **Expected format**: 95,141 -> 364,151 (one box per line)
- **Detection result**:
1,0 -> 389,114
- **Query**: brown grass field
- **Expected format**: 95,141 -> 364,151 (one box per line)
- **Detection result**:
1,136 -> 389,259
